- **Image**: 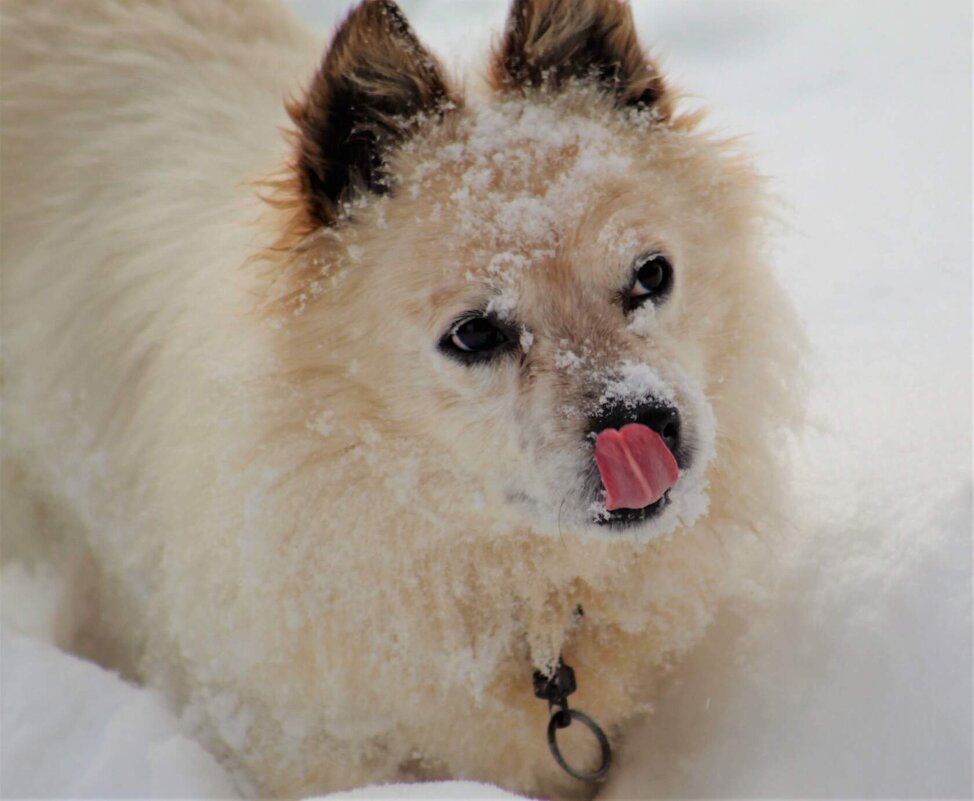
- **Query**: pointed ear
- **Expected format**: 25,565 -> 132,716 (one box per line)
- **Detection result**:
489,0 -> 668,115
289,0 -> 457,225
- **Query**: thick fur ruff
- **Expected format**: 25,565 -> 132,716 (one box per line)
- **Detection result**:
0,0 -> 804,797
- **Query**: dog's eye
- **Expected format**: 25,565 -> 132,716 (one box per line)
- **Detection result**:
439,316 -> 512,363
628,253 -> 673,308
451,317 -> 505,352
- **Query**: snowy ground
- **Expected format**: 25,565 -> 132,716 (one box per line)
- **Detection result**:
2,1 -> 971,798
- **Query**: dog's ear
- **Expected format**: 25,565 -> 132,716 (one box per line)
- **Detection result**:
289,0 -> 456,225
490,0 -> 668,115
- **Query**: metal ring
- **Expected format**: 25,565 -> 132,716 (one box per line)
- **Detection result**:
546,708 -> 612,782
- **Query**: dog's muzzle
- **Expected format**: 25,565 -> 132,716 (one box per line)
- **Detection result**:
589,397 -> 687,526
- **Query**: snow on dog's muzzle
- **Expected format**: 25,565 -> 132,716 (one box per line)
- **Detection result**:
595,424 -> 680,511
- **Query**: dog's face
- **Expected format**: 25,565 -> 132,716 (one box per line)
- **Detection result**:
275,0 -> 779,541
386,99 -> 736,538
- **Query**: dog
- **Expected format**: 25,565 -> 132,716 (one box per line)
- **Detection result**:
0,0 -> 804,796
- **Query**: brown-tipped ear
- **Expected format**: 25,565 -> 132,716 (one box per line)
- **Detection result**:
289,0 -> 456,225
490,0 -> 668,114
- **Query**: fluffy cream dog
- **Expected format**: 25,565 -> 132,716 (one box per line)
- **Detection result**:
0,0 -> 803,796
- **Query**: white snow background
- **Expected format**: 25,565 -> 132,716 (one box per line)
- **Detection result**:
1,0 -> 971,798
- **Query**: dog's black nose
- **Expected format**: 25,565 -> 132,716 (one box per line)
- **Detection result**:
591,399 -> 681,454
636,403 -> 681,453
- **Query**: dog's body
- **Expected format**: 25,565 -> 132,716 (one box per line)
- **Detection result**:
0,0 -> 803,797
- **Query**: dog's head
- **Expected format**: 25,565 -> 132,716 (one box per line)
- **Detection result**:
268,0 -> 800,542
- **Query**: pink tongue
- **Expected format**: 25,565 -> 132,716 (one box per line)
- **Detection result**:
595,424 -> 680,512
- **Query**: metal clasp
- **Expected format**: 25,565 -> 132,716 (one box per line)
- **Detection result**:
532,659 -> 611,782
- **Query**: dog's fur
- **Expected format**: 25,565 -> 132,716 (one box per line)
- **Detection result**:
0,0 -> 804,797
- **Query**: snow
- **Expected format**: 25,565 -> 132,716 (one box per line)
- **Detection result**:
2,0 -> 970,799
0,626 -> 238,798
317,783 -> 522,800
